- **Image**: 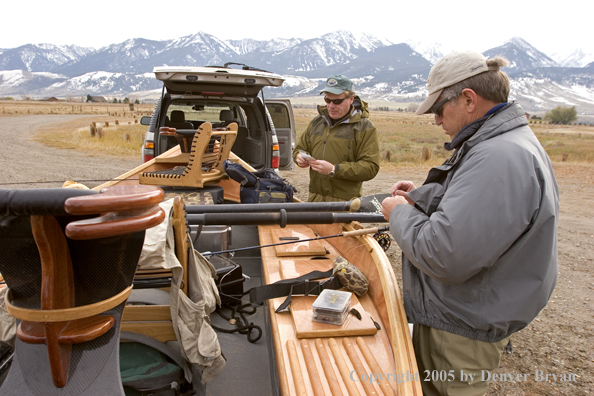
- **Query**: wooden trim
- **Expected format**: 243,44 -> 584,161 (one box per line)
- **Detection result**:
122,305 -> 171,321
120,321 -> 177,342
5,286 -> 132,322
356,337 -> 396,396
171,196 -> 189,295
328,338 -> 360,396
314,338 -> 343,396
287,340 -> 307,396
300,339 -> 324,396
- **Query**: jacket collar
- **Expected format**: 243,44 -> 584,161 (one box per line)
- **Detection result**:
444,102 -> 512,151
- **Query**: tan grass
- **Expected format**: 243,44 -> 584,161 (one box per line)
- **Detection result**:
35,123 -> 147,157
7,102 -> 594,165
293,108 -> 594,168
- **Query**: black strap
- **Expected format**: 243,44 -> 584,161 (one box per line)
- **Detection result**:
247,269 -> 341,313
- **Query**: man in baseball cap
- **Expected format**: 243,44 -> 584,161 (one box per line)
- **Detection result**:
293,74 -> 380,202
382,51 -> 559,395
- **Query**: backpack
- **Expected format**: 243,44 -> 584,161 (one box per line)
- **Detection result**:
223,160 -> 296,203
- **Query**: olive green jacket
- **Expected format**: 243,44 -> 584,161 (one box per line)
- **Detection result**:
293,97 -> 380,202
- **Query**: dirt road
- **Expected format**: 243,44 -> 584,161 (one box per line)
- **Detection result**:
2,115 -> 593,395
0,114 -> 138,189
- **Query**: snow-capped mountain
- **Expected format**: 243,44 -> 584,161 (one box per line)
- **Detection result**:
0,44 -> 94,73
483,37 -> 558,70
1,32 -> 594,113
406,40 -> 445,64
553,48 -> 594,68
233,31 -> 394,74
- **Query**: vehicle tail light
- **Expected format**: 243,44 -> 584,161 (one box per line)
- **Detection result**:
271,143 -> 280,169
143,141 -> 155,163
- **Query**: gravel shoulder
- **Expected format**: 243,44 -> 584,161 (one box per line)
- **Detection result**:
2,114 -> 593,395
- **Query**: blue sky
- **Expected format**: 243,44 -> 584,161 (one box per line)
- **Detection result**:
1,0 -> 590,57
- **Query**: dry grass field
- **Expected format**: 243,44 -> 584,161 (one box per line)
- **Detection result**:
294,107 -> 594,168
5,100 -> 593,167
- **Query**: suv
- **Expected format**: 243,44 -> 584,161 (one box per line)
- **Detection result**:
140,63 -> 295,171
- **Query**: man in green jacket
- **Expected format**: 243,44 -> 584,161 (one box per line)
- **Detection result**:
293,75 -> 380,202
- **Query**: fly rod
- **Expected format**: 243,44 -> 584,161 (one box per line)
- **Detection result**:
202,226 -> 389,256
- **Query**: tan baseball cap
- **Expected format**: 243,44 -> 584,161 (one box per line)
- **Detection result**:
416,51 -> 493,115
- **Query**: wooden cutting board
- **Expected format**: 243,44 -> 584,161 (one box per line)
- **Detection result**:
279,259 -> 377,339
270,226 -> 327,257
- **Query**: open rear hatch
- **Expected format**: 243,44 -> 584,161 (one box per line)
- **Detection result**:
154,64 -> 285,97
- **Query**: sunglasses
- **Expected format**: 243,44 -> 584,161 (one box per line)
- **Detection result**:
324,96 -> 350,105
431,97 -> 450,117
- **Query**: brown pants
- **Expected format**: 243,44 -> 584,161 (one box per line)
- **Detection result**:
413,324 -> 509,396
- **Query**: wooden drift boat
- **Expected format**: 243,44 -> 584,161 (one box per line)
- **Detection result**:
0,123 -> 421,395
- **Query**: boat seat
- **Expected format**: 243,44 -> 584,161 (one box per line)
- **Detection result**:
0,185 -> 165,394
139,122 -> 237,189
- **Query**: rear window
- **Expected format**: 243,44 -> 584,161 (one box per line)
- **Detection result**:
166,103 -> 235,124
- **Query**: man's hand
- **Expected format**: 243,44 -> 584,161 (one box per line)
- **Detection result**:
296,153 -> 310,168
309,159 -> 334,175
382,180 -> 417,220
391,181 -> 416,195
381,196 -> 409,220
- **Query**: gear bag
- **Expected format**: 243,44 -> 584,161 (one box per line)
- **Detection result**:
223,160 -> 296,203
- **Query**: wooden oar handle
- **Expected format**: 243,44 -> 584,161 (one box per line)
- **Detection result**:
64,185 -> 163,214
64,185 -> 165,240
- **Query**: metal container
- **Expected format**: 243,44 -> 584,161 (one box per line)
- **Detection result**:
191,225 -> 232,255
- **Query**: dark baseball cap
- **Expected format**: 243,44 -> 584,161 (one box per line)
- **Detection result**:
320,75 -> 353,95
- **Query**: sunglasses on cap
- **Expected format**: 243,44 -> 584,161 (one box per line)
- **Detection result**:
431,97 -> 449,117
324,96 -> 351,105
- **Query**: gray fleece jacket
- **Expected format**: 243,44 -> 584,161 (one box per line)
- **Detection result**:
389,103 -> 559,342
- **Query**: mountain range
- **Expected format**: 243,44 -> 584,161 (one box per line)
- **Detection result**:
1,31 -> 593,115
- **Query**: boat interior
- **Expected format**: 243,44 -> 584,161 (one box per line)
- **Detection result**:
0,122 -> 420,396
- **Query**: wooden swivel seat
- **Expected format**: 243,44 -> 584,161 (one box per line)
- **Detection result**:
0,185 -> 164,395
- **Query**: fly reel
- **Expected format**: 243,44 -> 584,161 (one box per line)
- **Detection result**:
374,231 -> 392,251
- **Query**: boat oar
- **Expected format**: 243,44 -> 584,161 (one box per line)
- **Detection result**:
202,226 -> 389,256
184,193 -> 391,214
